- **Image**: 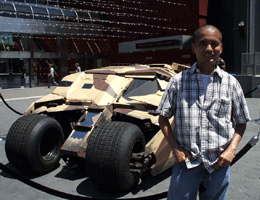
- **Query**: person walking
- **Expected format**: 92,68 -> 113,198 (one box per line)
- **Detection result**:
48,64 -> 58,88
157,24 -> 251,199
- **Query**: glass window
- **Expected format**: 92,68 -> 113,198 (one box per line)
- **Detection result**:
123,79 -> 159,100
0,2 -> 16,18
63,9 -> 77,22
32,5 -> 48,15
15,4 -> 33,19
48,7 -> 63,21
89,11 -> 100,20
0,2 -> 15,11
89,11 -> 101,23
31,5 -> 49,20
15,4 -> 31,13
99,13 -> 110,26
59,81 -> 73,87
76,11 -> 91,23
82,83 -> 93,89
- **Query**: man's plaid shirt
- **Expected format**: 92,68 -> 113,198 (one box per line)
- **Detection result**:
157,63 -> 251,173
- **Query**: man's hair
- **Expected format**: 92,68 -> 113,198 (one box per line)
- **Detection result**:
193,24 -> 222,43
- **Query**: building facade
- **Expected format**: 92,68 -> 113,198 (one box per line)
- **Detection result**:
0,0 -> 258,89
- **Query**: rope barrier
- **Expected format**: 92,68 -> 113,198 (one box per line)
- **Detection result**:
0,93 -> 23,116
244,85 -> 260,97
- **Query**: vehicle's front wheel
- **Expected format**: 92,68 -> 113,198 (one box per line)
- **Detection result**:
86,121 -> 145,191
5,114 -> 64,174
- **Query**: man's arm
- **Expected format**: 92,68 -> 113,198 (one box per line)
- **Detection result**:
215,123 -> 247,169
158,115 -> 192,163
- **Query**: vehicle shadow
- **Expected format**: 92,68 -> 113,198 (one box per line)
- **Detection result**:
1,157 -> 171,199
74,167 -> 172,199
0,162 -> 61,180
55,158 -> 87,181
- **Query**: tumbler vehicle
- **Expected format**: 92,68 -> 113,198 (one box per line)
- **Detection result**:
5,62 -> 189,191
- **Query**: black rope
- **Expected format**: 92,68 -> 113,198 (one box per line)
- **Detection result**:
244,86 -> 259,97
0,93 -> 23,115
0,162 -> 168,200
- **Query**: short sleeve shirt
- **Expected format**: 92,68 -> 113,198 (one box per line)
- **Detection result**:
50,67 -> 54,77
157,63 -> 251,173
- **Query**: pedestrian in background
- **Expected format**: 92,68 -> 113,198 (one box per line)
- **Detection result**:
75,63 -> 81,72
157,24 -> 251,199
48,64 -> 58,88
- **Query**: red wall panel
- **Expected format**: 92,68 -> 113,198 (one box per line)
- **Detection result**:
108,0 -> 209,65
199,0 -> 209,16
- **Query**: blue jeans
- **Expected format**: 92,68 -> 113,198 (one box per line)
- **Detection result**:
167,162 -> 230,200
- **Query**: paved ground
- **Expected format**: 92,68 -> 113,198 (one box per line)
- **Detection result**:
0,86 -> 259,200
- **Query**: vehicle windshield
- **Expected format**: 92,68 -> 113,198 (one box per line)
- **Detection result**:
123,78 -> 160,100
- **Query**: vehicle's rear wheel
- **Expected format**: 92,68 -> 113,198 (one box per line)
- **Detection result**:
5,114 -> 64,174
86,121 -> 145,191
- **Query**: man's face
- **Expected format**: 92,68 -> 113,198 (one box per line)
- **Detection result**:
192,28 -> 223,66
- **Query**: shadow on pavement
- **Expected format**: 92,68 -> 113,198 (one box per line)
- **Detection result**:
0,162 -> 61,180
75,167 -> 172,199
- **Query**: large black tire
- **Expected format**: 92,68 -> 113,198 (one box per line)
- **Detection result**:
5,114 -> 64,174
86,121 -> 145,191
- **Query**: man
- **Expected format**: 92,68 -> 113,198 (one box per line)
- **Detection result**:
75,63 -> 81,72
48,64 -> 58,88
157,25 -> 251,199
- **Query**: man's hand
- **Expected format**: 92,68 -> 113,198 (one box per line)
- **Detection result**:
215,123 -> 247,169
215,148 -> 235,169
173,147 -> 192,163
